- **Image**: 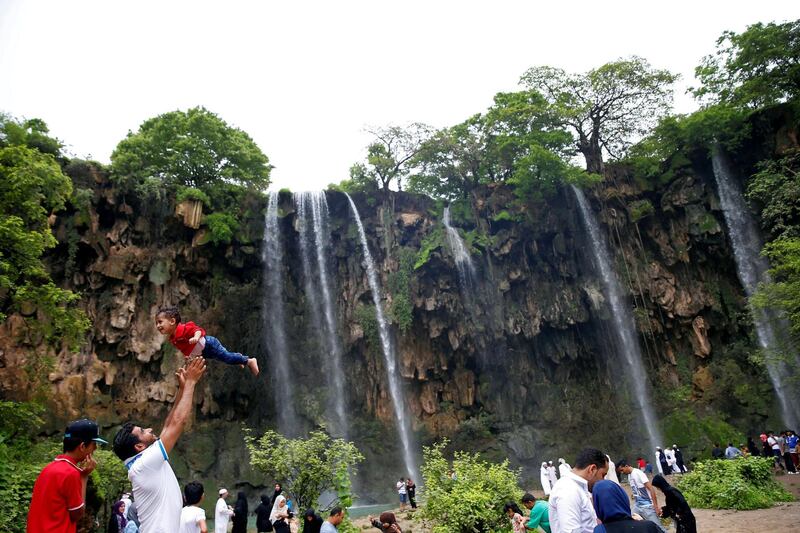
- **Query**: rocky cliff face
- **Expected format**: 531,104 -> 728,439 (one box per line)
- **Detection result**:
0,124 -> 792,497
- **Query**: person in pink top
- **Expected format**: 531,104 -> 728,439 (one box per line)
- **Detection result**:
156,306 -> 259,375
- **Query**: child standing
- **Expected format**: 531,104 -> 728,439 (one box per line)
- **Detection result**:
156,306 -> 259,376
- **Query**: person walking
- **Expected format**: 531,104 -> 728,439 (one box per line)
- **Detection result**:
215,489 -> 234,533
27,419 -> 106,533
788,430 -> 799,469
232,492 -> 248,533
396,478 -> 408,510
672,446 -> 687,473
548,461 -> 558,487
591,480 -> 660,532
651,475 -> 696,533
540,462 -> 552,495
108,500 -> 128,533
178,482 -> 208,533
655,448 -> 668,474
521,493 -> 551,533
615,459 -> 665,532
255,495 -> 273,532
303,509 -> 323,533
405,478 -> 417,509
320,507 -> 344,533
548,448 -> 608,533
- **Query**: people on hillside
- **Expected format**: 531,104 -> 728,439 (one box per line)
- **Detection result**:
27,418 -> 105,533
321,507 -> 345,533
406,477 -> 417,509
107,500 -> 128,533
270,494 -> 293,533
724,442 -> 742,459
788,430 -> 799,469
369,511 -> 403,532
663,447 -> 678,473
215,488 -> 234,533
521,492 -> 551,533
504,502 -> 527,533
557,458 -> 571,478
651,474 -> 696,533
779,431 -> 797,473
591,480 -> 660,533
615,459 -> 665,532
303,508 -> 323,533
255,494 -> 273,532
548,447 -> 608,533
540,462 -> 552,495
179,482 -> 208,533
156,305 -> 259,376
232,491 -> 249,533
113,357 -> 206,532
672,445 -> 687,473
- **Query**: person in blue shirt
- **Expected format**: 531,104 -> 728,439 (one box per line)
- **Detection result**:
724,443 -> 742,459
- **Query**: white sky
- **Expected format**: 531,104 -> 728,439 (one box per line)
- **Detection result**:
1,1 -> 798,191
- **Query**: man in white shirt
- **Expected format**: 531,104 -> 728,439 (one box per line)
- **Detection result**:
215,488 -> 234,533
179,482 -> 208,533
113,357 -> 207,533
548,448 -> 608,533
616,458 -> 666,532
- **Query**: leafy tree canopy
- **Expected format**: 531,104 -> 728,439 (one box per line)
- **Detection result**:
110,106 -> 272,192
521,57 -> 678,173
692,20 -> 800,108
0,114 -> 63,158
350,123 -> 433,191
244,428 -> 363,512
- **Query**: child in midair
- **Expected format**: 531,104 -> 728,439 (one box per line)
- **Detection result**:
156,306 -> 260,376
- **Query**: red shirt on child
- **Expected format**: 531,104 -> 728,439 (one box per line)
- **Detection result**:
26,455 -> 84,533
169,321 -> 206,357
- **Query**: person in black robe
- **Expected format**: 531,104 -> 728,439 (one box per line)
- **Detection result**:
672,446 -> 687,473
255,494 -> 273,532
303,508 -> 323,533
651,474 -> 696,533
747,436 -> 760,457
232,492 -> 249,533
406,478 -> 417,509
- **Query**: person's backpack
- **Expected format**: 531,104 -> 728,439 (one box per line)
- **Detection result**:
123,522 -> 139,533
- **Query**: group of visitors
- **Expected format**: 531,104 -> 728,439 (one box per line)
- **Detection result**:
395,477 -> 417,510
514,448 -> 696,533
710,430 -> 799,473
653,445 -> 687,475
538,458 -> 577,495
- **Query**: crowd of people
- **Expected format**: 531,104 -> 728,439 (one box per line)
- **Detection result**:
711,430 -> 799,473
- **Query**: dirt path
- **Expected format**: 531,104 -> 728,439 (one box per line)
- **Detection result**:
351,475 -> 800,532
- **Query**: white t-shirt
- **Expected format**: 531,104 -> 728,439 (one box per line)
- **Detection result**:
628,468 -> 652,506
125,439 -> 183,533
548,472 -> 596,533
768,436 -> 779,450
179,506 -> 207,533
215,498 -> 234,533
396,481 -> 407,495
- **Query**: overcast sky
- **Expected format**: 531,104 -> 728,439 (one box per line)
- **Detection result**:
1,1 -> 798,191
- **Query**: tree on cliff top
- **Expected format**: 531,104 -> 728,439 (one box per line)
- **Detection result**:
692,19 -> 800,108
350,123 -> 433,192
521,57 -> 678,174
110,106 -> 272,192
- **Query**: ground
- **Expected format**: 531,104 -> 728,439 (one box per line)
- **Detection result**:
347,474 -> 800,532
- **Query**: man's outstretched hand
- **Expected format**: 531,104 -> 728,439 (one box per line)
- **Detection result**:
184,356 -> 207,384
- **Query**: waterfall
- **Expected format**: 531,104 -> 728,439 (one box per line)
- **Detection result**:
711,146 -> 800,428
443,205 -> 477,288
263,191 -> 299,435
345,193 -> 418,480
572,185 -> 663,454
294,191 -> 349,438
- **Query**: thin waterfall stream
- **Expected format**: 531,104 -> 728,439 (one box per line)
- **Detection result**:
443,205 -> 477,288
711,145 -> 800,428
263,191 -> 299,435
345,193 -> 418,480
572,185 -> 663,455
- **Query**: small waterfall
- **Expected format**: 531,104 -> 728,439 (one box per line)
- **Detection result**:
711,146 -> 800,428
294,192 -> 349,438
345,193 -> 418,480
443,205 -> 477,288
572,185 -> 663,454
263,191 -> 299,435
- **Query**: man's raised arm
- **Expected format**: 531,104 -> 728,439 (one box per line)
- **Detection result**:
160,357 -> 206,454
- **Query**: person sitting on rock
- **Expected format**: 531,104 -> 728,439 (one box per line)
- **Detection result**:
156,306 -> 259,375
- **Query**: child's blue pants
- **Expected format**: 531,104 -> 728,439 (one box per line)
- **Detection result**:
202,336 -> 250,365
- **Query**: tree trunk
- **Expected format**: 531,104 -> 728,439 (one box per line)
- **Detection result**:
579,134 -> 604,174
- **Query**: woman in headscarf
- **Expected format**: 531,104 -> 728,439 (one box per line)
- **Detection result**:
369,511 -> 403,532
254,494 -> 273,532
651,474 -> 696,533
540,462 -> 552,495
107,500 -> 127,533
270,494 -> 293,533
232,492 -> 249,533
303,508 -> 323,533
592,480 -> 660,532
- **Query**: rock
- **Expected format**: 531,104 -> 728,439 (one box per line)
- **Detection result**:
175,200 -> 204,229
399,213 -> 422,227
692,366 -> 714,396
691,316 -> 712,357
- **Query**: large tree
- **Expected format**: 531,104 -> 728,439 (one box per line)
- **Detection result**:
111,106 -> 272,191
521,57 -> 678,174
692,20 -> 800,108
350,123 -> 432,191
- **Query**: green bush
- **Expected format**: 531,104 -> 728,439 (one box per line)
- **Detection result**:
387,248 -> 416,332
415,227 -> 444,269
676,457 -> 793,510
628,199 -> 655,222
419,439 -> 522,533
204,212 -> 239,246
175,186 -> 211,207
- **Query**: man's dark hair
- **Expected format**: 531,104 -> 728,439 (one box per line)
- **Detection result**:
113,422 -> 141,461
63,437 -> 86,453
521,493 -> 536,503
329,506 -> 343,517
157,306 -> 181,323
574,447 -> 608,469
728,442 -> 734,447
184,481 -> 204,506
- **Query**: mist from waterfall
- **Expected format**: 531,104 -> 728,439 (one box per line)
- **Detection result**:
294,191 -> 349,438
572,185 -> 663,454
263,191 -> 299,435
345,193 -> 418,480
711,146 -> 800,428
443,205 -> 477,289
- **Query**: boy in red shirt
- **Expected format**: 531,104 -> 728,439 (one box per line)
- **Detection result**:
156,306 -> 260,375
27,419 -> 107,533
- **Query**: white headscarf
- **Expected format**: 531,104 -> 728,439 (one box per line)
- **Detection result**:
270,494 -> 287,525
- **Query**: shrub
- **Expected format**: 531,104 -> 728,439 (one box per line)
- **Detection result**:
204,212 -> 239,245
418,439 -> 522,533
175,186 -> 211,207
628,199 -> 655,222
676,457 -> 793,510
